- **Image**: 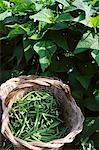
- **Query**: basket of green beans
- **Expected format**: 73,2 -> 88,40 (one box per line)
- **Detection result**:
1,75 -> 84,150
9,90 -> 67,143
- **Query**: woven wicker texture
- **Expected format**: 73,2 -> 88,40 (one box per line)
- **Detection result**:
0,75 -> 84,150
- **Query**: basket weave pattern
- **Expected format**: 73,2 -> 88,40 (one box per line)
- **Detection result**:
0,75 -> 84,150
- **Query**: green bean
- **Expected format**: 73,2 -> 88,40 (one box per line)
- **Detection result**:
18,115 -> 27,137
34,108 -> 39,130
22,127 -> 35,139
10,109 -> 22,125
31,135 -> 41,141
23,128 -> 47,139
15,129 -> 21,137
9,123 -> 15,134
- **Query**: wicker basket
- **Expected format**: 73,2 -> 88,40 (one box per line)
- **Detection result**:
0,75 -> 84,150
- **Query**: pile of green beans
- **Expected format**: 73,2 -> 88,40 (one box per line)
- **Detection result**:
9,90 -> 67,142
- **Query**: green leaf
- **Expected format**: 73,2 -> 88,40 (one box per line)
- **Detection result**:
34,3 -> 43,12
64,6 -> 77,12
56,12 -> 73,22
74,32 -> 99,54
7,22 -> 32,33
74,16 -> 93,28
51,22 -> 68,30
90,16 -> 99,28
0,10 -> 11,21
7,22 -> 33,39
10,0 -> 32,3
0,70 -> 22,83
23,38 -> 34,62
29,32 -> 44,40
76,63 -> 96,76
30,8 -> 55,23
91,50 -> 99,66
0,70 -> 12,83
14,42 -> 24,67
73,12 -> 85,22
47,31 -> 68,50
10,0 -> 34,12
69,71 -> 86,93
72,90 -> 83,100
76,74 -> 92,89
80,117 -> 99,142
83,97 -> 99,111
73,0 -> 94,19
0,1 -> 10,10
49,54 -> 70,72
74,32 -> 92,54
8,26 -> 25,39
90,34 -> 99,50
94,90 -> 99,101
56,0 -> 69,7
73,3 -> 96,26
33,41 -> 57,72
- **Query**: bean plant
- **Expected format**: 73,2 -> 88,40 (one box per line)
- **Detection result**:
0,0 -> 99,149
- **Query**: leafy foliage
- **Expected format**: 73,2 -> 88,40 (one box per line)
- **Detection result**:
34,40 -> 57,71
0,0 -> 99,149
